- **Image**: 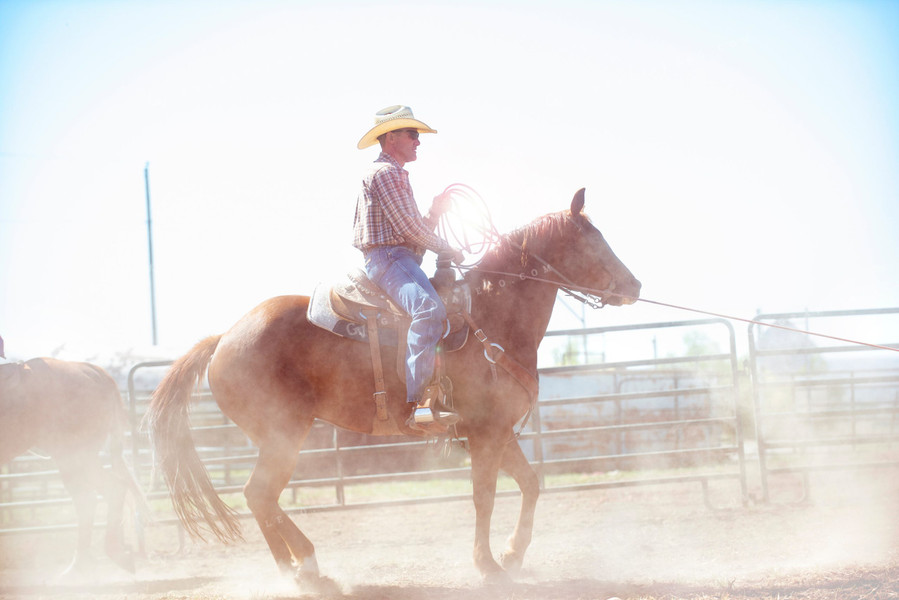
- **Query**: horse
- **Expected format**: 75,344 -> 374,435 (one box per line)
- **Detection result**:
146,188 -> 641,583
0,357 -> 146,576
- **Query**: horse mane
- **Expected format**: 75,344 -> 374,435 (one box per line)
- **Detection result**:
465,209 -> 589,294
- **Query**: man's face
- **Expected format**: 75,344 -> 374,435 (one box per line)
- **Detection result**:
388,128 -> 420,164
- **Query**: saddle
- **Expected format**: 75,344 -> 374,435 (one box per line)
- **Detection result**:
307,267 -> 471,436
308,268 -> 471,351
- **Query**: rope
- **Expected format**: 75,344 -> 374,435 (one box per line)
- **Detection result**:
436,185 -> 899,354
436,184 -> 503,265
469,264 -> 899,353
634,297 -> 899,353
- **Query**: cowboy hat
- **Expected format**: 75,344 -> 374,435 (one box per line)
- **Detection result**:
357,105 -> 437,150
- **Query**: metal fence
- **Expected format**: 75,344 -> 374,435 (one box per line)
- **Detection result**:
1,316 -> 748,539
5,308 -> 897,538
525,317 -> 746,507
748,307 -> 899,502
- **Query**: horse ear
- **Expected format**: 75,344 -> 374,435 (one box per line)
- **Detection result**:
571,188 -> 586,216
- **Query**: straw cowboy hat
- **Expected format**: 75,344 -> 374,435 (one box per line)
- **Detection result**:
357,105 -> 437,150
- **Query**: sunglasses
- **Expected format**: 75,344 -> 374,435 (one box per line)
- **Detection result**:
393,129 -> 420,140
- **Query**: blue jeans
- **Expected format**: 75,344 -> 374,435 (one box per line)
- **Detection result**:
363,246 -> 447,404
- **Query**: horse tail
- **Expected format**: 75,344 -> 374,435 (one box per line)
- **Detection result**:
145,334 -> 243,543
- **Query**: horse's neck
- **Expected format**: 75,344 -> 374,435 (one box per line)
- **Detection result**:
471,277 -> 559,368
467,224 -> 567,364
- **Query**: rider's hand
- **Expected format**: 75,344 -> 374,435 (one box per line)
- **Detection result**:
429,192 -> 452,218
437,249 -> 464,267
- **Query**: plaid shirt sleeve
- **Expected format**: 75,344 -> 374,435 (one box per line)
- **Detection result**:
353,153 -> 451,254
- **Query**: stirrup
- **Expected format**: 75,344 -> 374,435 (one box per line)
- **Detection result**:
407,380 -> 460,433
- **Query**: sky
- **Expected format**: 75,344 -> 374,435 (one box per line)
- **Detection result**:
1,0 -> 897,363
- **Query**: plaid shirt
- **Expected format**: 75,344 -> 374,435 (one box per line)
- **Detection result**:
353,152 -> 451,255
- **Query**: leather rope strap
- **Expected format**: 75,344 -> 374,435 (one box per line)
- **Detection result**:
460,311 -> 539,404
362,309 -> 389,421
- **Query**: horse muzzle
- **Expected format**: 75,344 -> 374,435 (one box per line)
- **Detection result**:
604,278 -> 641,306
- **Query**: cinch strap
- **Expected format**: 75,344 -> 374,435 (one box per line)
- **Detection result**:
363,309 -> 390,422
460,311 -> 539,406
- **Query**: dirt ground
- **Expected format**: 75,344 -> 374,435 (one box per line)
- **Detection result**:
1,471 -> 898,600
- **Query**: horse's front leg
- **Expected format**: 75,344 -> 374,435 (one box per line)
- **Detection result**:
468,432 -> 507,580
498,440 -> 539,573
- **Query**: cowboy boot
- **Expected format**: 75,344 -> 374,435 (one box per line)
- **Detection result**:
406,377 -> 460,433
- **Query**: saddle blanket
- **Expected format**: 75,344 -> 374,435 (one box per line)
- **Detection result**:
308,281 -> 401,345
307,273 -> 471,352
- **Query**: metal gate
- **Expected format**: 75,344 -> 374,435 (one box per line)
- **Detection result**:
528,317 -> 746,507
0,314 -> 778,538
5,309 -> 899,539
748,307 -> 899,502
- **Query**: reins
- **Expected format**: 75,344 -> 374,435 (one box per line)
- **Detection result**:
436,185 -> 899,448
438,184 -> 899,355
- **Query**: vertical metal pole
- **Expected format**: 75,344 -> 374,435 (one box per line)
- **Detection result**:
333,427 -> 345,505
126,364 -> 146,555
529,404 -> 545,490
747,321 -> 770,503
144,163 -> 158,345
580,301 -> 588,363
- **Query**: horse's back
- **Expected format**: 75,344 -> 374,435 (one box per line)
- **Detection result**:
208,294 -> 379,439
214,295 -> 318,370
208,295 -> 317,427
1,358 -> 122,460
28,357 -> 120,406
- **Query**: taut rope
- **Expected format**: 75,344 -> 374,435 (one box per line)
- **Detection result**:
438,184 -> 899,354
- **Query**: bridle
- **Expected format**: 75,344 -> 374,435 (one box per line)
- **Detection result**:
446,212 -> 627,442
436,183 -> 626,308
458,213 -> 624,309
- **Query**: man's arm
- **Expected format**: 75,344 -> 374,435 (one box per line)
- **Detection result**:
372,168 -> 452,253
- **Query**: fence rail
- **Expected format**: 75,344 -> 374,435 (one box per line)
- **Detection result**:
748,307 -> 899,503
4,309 -> 898,538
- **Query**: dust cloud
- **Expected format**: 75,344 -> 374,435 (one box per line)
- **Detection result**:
524,468 -> 897,589
1,468 -> 897,599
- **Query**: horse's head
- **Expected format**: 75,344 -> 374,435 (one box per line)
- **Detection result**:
561,188 -> 641,306
469,188 -> 641,307
0,362 -> 28,461
0,361 -> 25,393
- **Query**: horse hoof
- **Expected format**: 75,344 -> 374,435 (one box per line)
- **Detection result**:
109,549 -> 136,573
499,551 -> 523,574
56,557 -> 97,584
482,568 -> 513,586
296,573 -> 341,596
296,552 -> 320,579
295,553 -> 340,594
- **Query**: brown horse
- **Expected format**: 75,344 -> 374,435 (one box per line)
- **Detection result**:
147,188 -> 641,583
0,357 -> 145,576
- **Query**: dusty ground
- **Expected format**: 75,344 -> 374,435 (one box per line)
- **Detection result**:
1,471 -> 898,599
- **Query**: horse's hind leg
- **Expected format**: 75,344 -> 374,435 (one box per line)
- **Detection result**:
498,440 -> 540,573
56,459 -> 98,577
101,457 -> 135,572
244,434 -> 318,579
